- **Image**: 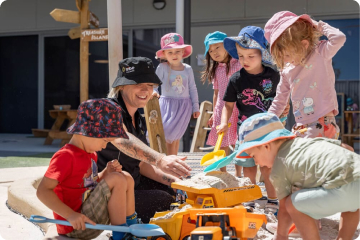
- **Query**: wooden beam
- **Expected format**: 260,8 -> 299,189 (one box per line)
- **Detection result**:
190,101 -> 213,152
107,0 -> 123,89
144,97 -> 167,155
80,0 -> 89,102
68,26 -> 81,39
81,28 -> 108,41
89,11 -> 99,28
50,9 -> 80,24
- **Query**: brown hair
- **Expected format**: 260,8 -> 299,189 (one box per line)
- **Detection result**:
200,52 -> 232,84
271,19 -> 322,69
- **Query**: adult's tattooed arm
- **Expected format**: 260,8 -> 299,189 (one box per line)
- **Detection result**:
139,162 -> 180,186
111,132 -> 191,178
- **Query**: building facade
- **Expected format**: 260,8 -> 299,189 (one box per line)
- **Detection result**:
0,0 -> 359,133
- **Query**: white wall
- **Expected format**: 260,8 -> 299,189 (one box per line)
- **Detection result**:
0,0 -> 358,103
0,0 -> 358,33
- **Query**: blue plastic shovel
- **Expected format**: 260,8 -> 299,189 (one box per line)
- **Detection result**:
203,151 -> 237,173
29,215 -> 165,237
203,117 -> 288,173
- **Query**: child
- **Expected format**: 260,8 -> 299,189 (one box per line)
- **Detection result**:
36,99 -> 138,240
201,31 -> 242,175
234,112 -> 360,240
264,11 -> 346,139
217,26 -> 286,214
155,33 -> 200,155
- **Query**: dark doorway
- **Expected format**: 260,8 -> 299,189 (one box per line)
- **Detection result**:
0,35 -> 38,133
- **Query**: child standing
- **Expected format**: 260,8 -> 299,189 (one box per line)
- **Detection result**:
234,112 -> 359,240
264,11 -> 346,139
217,26 -> 287,214
155,33 -> 200,155
37,99 -> 138,240
201,31 -> 242,175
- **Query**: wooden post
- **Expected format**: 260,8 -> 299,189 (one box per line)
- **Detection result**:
144,97 -> 168,155
107,0 -> 123,89
190,101 -> 213,152
80,0 -> 89,102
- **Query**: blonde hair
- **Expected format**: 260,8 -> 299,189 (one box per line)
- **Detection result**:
107,86 -> 123,98
271,19 -> 322,69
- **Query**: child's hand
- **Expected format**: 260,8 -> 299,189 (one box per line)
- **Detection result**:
207,115 -> 214,127
106,160 -> 123,173
67,211 -> 96,230
311,19 -> 319,28
193,112 -> 200,118
151,92 -> 160,99
216,122 -> 229,135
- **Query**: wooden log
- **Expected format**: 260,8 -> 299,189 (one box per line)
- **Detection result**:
190,101 -> 213,152
144,97 -> 167,155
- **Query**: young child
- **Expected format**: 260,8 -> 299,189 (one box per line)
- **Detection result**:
36,99 -> 137,240
155,33 -> 200,155
234,112 -> 360,240
201,31 -> 242,175
264,11 -> 346,139
217,26 -> 286,213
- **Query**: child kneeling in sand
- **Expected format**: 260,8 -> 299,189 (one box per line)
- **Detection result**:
37,99 -> 138,240
234,112 -> 359,240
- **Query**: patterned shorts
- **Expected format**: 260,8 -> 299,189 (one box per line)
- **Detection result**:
66,179 -> 111,239
292,116 -> 340,139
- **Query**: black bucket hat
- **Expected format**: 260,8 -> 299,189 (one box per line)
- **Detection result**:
112,57 -> 162,88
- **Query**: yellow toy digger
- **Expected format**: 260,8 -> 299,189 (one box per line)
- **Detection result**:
149,177 -> 266,240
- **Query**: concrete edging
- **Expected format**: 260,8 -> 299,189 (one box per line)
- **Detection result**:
7,176 -> 53,232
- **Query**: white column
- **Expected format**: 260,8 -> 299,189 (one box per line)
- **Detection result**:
107,0 -> 123,89
176,0 -> 184,37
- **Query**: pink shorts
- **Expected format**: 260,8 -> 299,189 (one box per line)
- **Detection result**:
292,116 -> 340,139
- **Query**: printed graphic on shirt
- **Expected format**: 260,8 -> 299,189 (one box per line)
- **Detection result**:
240,88 -> 274,112
293,100 -> 302,119
259,79 -> 273,94
169,74 -> 186,94
82,159 -> 98,202
302,97 -> 315,115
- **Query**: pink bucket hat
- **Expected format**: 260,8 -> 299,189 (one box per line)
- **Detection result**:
156,33 -> 193,59
264,11 -> 314,52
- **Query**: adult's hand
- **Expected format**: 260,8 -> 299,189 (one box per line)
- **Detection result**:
157,155 -> 191,179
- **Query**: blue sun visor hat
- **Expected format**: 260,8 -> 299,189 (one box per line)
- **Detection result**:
204,31 -> 227,56
234,112 -> 296,163
223,26 -> 273,65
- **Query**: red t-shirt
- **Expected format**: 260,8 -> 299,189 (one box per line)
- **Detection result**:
44,144 -> 99,234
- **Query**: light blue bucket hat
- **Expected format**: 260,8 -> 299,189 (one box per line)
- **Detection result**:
204,31 -> 227,56
223,26 -> 273,65
204,113 -> 295,172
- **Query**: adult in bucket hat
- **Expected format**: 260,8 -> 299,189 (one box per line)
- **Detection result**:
98,57 -> 191,223
223,26 -> 273,65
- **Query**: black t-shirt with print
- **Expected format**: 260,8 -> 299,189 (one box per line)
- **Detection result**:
223,65 -> 280,127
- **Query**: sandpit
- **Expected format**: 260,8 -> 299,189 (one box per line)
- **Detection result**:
177,171 -> 252,189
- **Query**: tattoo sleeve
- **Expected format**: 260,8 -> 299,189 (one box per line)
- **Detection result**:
111,132 -> 162,165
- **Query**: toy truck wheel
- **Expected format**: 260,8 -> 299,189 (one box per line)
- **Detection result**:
181,235 -> 190,240
150,233 -> 172,240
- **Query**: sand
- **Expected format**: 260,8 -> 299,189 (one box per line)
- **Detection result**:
150,204 -> 192,221
177,171 -> 252,189
252,203 -> 360,240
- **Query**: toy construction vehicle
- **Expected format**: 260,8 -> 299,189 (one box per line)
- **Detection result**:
149,180 -> 266,240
